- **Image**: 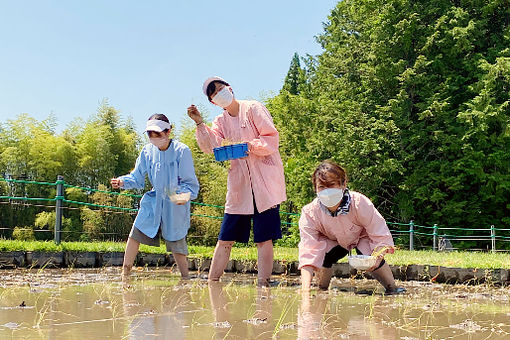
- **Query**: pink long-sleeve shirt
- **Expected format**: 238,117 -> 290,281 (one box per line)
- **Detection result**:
195,100 -> 286,214
298,191 -> 395,269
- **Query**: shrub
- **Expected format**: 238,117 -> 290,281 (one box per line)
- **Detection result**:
12,226 -> 35,241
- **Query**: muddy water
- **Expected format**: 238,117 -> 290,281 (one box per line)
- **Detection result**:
0,269 -> 509,339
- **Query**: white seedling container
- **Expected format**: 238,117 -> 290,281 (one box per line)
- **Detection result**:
348,255 -> 378,270
169,192 -> 191,204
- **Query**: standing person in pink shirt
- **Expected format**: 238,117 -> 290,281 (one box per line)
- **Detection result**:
187,76 -> 286,286
299,160 -> 405,294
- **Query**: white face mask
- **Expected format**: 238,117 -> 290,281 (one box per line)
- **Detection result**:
212,87 -> 234,108
149,136 -> 169,149
317,188 -> 344,208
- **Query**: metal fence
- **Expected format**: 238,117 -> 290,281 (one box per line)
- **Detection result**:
388,220 -> 510,252
1,176 -> 509,251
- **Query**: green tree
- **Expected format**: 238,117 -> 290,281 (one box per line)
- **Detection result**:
95,99 -> 140,177
34,211 -> 73,240
0,101 -> 141,240
177,113 -> 228,246
268,0 -> 510,248
72,101 -> 141,187
282,53 -> 307,95
79,185 -> 135,241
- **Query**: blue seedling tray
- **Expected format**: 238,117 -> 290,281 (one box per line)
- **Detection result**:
213,143 -> 248,161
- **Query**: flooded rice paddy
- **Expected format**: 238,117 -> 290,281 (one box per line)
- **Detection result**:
0,268 -> 509,339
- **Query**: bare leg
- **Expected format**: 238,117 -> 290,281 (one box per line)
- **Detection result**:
173,253 -> 189,279
317,267 -> 333,290
123,237 -> 140,277
256,240 -> 274,286
369,262 -> 397,292
208,240 -> 234,281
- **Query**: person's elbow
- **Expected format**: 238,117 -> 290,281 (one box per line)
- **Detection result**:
197,142 -> 214,154
126,178 -> 145,190
184,181 -> 200,200
190,186 -> 199,200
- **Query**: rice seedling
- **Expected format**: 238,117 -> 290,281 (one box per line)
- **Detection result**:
33,294 -> 53,328
272,292 -> 298,338
2,267 -> 510,339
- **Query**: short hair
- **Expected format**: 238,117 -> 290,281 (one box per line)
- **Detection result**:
206,80 -> 230,101
147,113 -> 173,132
312,160 -> 348,192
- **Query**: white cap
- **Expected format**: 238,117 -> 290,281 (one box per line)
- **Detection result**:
202,76 -> 228,96
145,119 -> 172,132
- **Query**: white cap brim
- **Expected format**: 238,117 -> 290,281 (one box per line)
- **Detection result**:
145,119 -> 172,132
202,76 -> 228,95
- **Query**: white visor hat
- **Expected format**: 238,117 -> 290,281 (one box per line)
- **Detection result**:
145,119 -> 172,132
202,76 -> 228,96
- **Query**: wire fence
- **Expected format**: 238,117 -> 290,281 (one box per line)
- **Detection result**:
0,176 -> 299,244
0,176 -> 509,251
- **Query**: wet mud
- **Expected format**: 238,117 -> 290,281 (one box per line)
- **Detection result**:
0,268 -> 509,339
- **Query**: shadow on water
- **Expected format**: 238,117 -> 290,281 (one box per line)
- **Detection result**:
0,268 -> 509,339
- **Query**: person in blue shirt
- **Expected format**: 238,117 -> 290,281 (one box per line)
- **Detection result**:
111,114 -> 199,280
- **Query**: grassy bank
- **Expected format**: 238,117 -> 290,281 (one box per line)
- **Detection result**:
0,240 -> 509,269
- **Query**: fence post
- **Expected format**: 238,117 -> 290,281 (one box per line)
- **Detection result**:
491,225 -> 496,253
409,220 -> 414,251
433,224 -> 438,251
54,175 -> 64,245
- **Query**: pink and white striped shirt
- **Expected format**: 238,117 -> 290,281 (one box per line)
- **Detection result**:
195,100 -> 286,214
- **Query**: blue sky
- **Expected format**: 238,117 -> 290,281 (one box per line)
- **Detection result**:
0,1 -> 337,133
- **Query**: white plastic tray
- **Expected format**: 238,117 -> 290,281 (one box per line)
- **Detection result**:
348,255 -> 377,270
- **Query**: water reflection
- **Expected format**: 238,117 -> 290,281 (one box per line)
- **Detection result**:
252,286 -> 273,338
208,281 -> 274,339
208,281 -> 234,338
346,316 -> 399,340
298,291 -> 329,339
298,291 -> 400,339
121,285 -> 187,339
0,269 -> 509,339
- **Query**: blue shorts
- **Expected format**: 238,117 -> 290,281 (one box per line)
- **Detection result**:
218,204 -> 282,243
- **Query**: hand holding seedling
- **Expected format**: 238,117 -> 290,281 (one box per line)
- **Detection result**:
367,246 -> 391,272
366,256 -> 384,272
187,105 -> 203,125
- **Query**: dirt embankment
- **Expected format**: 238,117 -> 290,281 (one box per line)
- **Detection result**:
0,250 -> 508,285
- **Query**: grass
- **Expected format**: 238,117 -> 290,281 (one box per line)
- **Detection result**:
0,239 -> 509,269
386,249 -> 510,269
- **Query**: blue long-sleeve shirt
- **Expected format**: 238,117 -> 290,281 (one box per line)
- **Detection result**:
119,140 -> 199,241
